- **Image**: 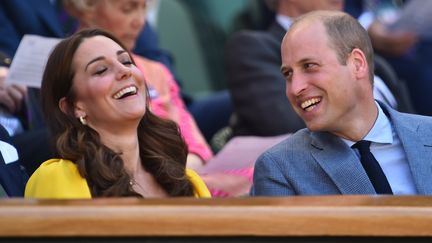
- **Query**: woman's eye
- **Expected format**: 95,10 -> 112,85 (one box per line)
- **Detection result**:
122,61 -> 133,66
93,67 -> 107,75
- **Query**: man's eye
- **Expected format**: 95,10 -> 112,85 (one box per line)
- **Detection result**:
304,63 -> 316,69
285,71 -> 293,80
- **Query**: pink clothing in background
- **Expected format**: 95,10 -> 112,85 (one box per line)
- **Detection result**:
133,54 -> 213,162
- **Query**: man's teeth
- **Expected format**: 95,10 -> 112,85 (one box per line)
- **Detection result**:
113,86 -> 137,99
301,98 -> 321,110
305,105 -> 316,112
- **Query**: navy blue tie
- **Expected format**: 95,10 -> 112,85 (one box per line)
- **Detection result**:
352,140 -> 393,194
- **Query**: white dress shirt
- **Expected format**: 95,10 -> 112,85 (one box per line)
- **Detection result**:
341,102 -> 417,194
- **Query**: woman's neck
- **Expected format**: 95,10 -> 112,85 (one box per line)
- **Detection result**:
97,127 -> 141,173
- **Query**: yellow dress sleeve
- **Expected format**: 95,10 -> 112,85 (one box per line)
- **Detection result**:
25,160 -> 208,199
186,169 -> 211,198
25,159 -> 91,199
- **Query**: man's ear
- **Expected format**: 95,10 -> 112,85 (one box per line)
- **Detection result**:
350,48 -> 368,80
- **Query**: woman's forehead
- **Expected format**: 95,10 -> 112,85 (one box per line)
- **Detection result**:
74,36 -> 124,62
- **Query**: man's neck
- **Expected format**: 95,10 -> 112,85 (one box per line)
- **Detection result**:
331,100 -> 379,142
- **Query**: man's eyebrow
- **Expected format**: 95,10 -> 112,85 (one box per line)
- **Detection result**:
299,57 -> 313,62
85,56 -> 105,71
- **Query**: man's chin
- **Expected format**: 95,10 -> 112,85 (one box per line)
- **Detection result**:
305,121 -> 325,132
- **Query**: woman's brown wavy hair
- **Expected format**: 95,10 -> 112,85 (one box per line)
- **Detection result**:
41,28 -> 194,197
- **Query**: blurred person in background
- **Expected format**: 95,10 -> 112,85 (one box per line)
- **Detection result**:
346,0 -> 432,116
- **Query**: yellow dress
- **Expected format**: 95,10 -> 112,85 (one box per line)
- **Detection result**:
25,159 -> 211,198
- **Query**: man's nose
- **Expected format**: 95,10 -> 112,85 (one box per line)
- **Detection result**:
288,73 -> 308,96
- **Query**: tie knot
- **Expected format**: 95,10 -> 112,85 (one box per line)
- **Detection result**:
352,140 -> 371,153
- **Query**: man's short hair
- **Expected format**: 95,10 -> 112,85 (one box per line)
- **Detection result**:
291,11 -> 374,83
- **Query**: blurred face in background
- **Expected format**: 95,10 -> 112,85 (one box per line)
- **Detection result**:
90,0 -> 148,50
278,0 -> 344,15
294,0 -> 344,12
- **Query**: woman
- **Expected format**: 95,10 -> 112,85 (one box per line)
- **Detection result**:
24,29 -> 210,198
63,0 -> 212,170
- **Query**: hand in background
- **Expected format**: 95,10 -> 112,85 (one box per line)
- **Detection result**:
368,20 -> 418,56
0,67 -> 27,114
186,153 -> 205,171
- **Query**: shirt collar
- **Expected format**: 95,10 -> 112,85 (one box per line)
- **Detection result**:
276,14 -> 293,31
341,102 -> 393,147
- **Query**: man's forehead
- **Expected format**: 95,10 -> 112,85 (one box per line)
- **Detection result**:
289,18 -> 324,38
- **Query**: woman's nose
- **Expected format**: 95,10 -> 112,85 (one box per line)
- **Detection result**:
116,64 -> 132,80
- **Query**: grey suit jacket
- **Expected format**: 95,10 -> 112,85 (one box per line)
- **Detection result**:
251,104 -> 432,195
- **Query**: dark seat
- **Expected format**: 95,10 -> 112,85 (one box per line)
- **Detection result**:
374,54 -> 416,114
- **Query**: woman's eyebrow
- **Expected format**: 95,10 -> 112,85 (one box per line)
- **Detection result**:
85,56 -> 105,71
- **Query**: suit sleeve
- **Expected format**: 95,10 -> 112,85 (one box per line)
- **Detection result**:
250,152 -> 295,196
225,31 -> 304,136
0,2 -> 21,57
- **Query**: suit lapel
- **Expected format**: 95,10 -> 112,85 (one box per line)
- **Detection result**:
388,108 -> 432,194
310,132 -> 376,194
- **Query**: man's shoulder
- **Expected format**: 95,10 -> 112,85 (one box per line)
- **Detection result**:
387,105 -> 432,126
397,110 -> 432,122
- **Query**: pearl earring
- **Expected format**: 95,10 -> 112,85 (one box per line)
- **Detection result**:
79,116 -> 87,125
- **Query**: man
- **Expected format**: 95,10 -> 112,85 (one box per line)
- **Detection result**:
226,0 -> 413,137
251,11 -> 432,196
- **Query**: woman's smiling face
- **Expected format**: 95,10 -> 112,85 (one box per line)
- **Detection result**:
70,35 -> 147,131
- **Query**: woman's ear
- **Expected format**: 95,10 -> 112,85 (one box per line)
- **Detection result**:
349,48 -> 368,80
59,97 -> 86,119
73,102 -> 87,119
59,97 -> 70,115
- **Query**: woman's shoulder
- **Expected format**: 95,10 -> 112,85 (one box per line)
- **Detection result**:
36,158 -> 75,171
24,159 -> 91,199
186,169 -> 211,198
